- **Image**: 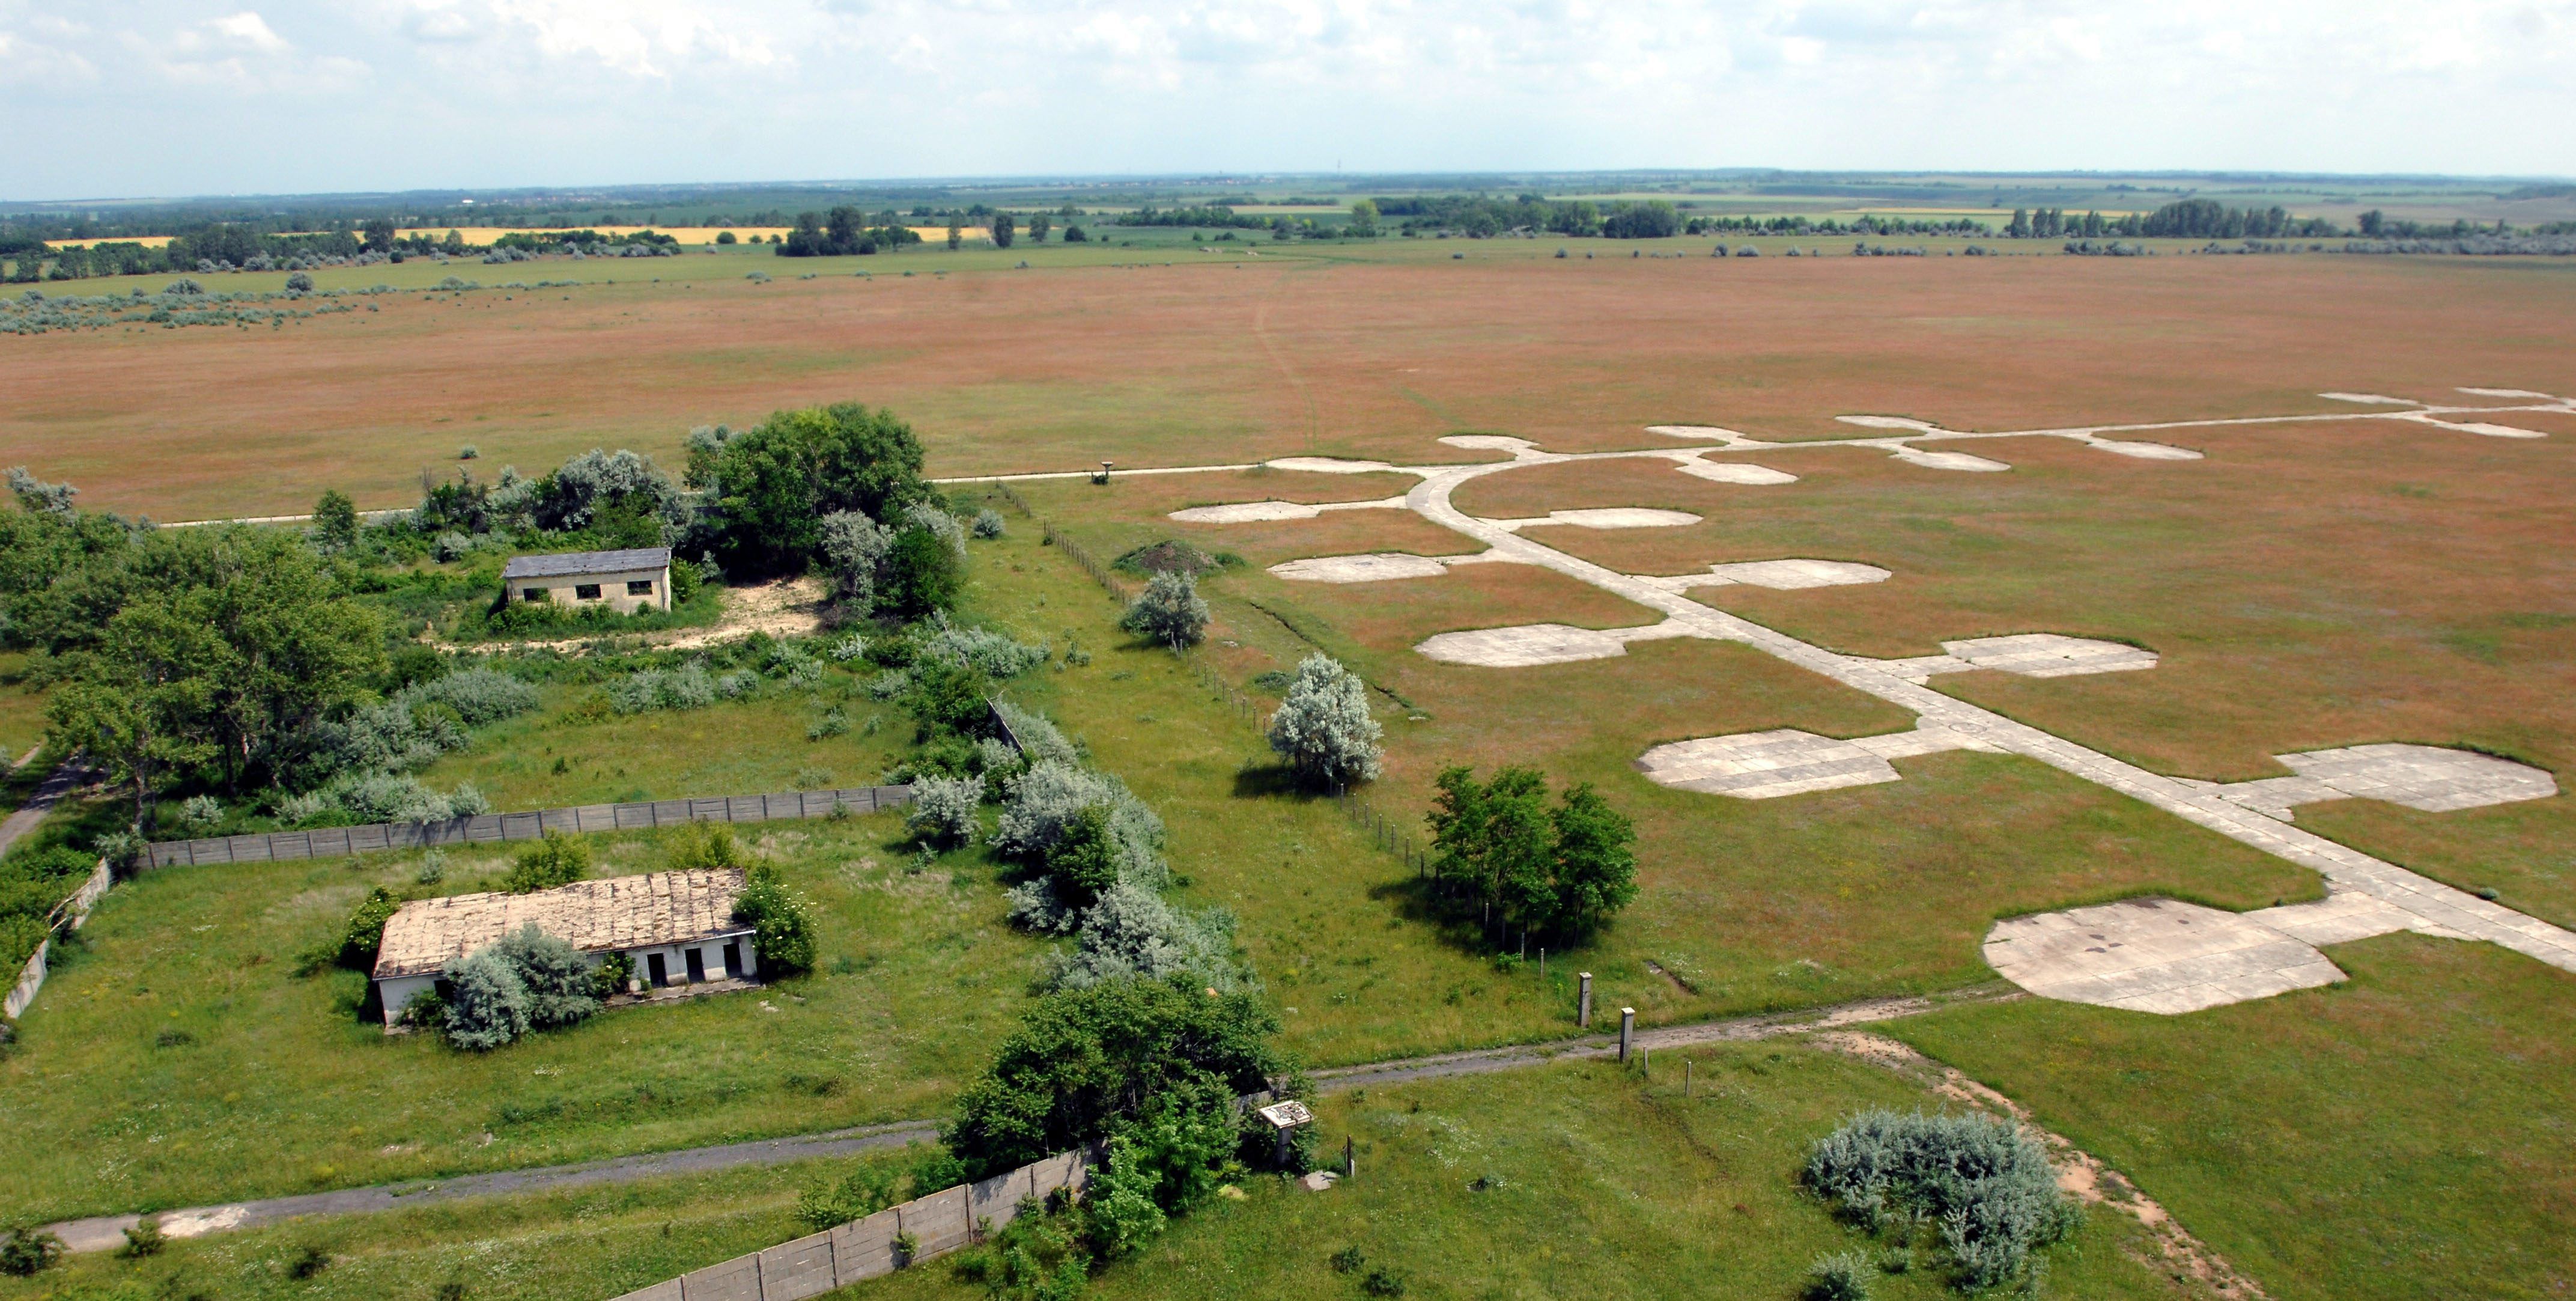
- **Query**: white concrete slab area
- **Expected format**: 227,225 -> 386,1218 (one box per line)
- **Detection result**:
2088,439 -> 2204,460
1268,553 -> 1454,583
2319,392 -> 2419,405
1168,496 -> 1409,523
1490,507 -> 1702,531
1869,654 -> 1973,680
2276,743 -> 2558,812
2422,420 -> 2548,439
1940,634 -> 2158,677
1707,559 -> 1891,589
1894,448 -> 2012,472
1415,621 -> 1698,667
1646,425 -> 1751,442
2253,891 -> 2467,945
1675,460 -> 1799,485
1636,730 -> 1902,798
1636,722 -> 1997,798
1982,899 -> 2348,1014
1265,456 -> 1403,474
1838,415 -> 1942,430
1438,434 -> 1540,453
2456,387 -> 2553,398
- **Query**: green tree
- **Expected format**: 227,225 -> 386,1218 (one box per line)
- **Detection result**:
1347,200 -> 1379,237
311,489 -> 359,553
361,217 -> 396,252
701,402 -> 930,575
947,222 -> 962,250
1548,781 -> 1636,937
944,974 -> 1285,1179
992,213 -> 1016,249
878,525 -> 962,618
1027,215 -> 1052,243
505,830 -> 591,892
45,601 -> 222,828
1044,805 -> 1123,909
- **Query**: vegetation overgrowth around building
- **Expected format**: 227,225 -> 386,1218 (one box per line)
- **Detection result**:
0,397 -> 998,858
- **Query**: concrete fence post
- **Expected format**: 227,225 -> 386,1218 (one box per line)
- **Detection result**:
1578,972 -> 1593,1028
1618,1007 -> 1635,1063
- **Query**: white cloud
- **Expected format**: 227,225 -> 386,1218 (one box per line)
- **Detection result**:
0,0 -> 2568,198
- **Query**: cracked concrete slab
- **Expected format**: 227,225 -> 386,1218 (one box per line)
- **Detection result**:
1941,634 -> 2158,677
1675,460 -> 1799,485
1895,448 -> 2012,472
2210,776 -> 2345,820
2089,439 -> 2204,460
1646,425 -> 1752,442
2250,891 -> 2467,945
1268,553 -> 1455,583
1415,621 -> 1701,667
1870,654 -> 1973,680
1168,496 -> 1409,523
2276,743 -> 2557,812
1708,559 -> 1891,588
1265,456 -> 1404,474
1438,434 -> 1540,454
1983,898 -> 2346,1014
1838,415 -> 1942,430
1490,507 -> 1702,530
1636,730 -> 1901,798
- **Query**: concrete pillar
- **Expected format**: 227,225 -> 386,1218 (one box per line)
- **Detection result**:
1618,1007 -> 1635,1062
1275,1124 -> 1292,1169
1343,1136 -> 1355,1179
1578,972 -> 1593,1028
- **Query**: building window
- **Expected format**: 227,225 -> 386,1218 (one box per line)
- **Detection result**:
574,583 -> 601,601
521,587 -> 547,603
627,579 -> 655,596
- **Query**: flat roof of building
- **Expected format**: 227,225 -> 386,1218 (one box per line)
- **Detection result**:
501,547 -> 673,580
372,868 -> 749,980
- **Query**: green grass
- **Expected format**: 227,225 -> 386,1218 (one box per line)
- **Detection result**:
0,814 -> 1043,1223
0,651 -> 51,768
0,1040 -> 2192,1301
848,1040 -> 2189,1301
1897,932 -> 2576,1301
0,1146 -> 919,1301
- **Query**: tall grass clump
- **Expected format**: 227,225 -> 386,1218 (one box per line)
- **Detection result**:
1805,1109 -> 2080,1290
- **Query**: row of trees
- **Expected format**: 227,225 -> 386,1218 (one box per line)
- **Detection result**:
1427,766 -> 1637,945
777,207 -> 925,257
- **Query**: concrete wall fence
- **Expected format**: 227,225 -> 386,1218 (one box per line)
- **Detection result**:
144,786 -> 918,870
4,857 -> 111,1021
608,1145 -> 1101,1301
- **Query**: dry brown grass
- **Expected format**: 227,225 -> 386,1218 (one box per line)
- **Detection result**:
5,249 -> 2572,520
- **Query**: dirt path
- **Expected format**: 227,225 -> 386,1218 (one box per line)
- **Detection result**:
0,759 -> 93,860
490,576 -> 829,655
40,986 -> 2019,1253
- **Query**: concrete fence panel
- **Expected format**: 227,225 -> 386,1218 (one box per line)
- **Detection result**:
144,785 -> 916,870
609,1280 -> 682,1301
898,1184 -> 972,1259
678,1251 -> 762,1301
753,1231 -> 837,1301
4,939 -> 49,1020
830,1207 -> 902,1284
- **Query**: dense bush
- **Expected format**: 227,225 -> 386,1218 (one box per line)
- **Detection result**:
916,616 -> 1049,677
1807,1252 -> 1873,1301
695,402 -> 930,576
819,510 -> 893,607
1266,654 -> 1383,786
608,663 -> 718,714
494,923 -> 602,1029
992,699 -> 1078,767
0,1227 -> 64,1276
1119,570 -> 1210,648
733,863 -> 816,976
441,946 -> 533,1050
943,973 -> 1285,1180
1043,880 -> 1247,995
1805,1109 -> 2080,1288
503,829 -> 591,893
878,525 -> 962,618
971,508 -> 1006,539
406,668 -> 540,725
992,761 -> 1165,885
279,773 -> 490,825
905,774 -> 983,848
338,886 -> 402,969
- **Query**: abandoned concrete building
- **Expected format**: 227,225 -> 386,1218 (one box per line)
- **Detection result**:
500,547 -> 673,614
371,868 -> 756,1026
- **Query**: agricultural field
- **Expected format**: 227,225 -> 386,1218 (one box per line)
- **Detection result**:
0,237 -> 2570,1301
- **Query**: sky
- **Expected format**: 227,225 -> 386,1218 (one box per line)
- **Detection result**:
7,0 -> 2572,201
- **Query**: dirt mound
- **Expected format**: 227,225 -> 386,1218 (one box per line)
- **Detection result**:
1114,540 -> 1225,576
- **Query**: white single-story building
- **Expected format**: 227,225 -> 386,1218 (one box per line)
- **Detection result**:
371,868 -> 758,1026
500,546 -> 673,615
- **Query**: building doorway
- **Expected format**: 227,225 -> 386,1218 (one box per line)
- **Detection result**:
722,942 -> 742,978
685,949 -> 706,984
647,952 -> 668,987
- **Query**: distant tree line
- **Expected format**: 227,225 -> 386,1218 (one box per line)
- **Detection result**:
777,207 -> 925,257
1113,206 -> 1275,230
